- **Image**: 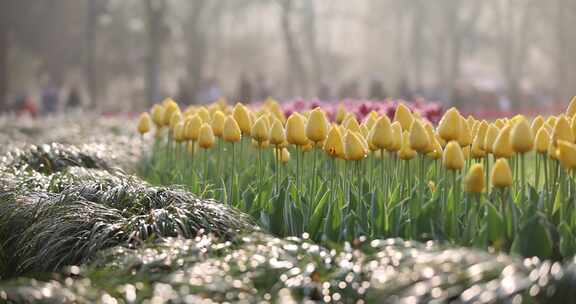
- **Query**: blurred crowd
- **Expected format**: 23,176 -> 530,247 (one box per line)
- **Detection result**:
10,82 -> 83,118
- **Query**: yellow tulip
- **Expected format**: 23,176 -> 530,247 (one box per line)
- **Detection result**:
567,96 -> 576,117
423,123 -> 436,153
233,103 -> 252,135
269,120 -> 286,146
483,124 -> 500,154
169,111 -> 182,131
492,158 -> 513,188
151,104 -> 165,127
336,104 -> 347,124
553,115 -> 574,144
471,134 -> 486,159
278,147 -> 291,163
199,123 -> 215,149
344,116 -> 362,134
494,119 -> 505,129
535,128 -> 550,154
388,122 -> 403,152
286,113 -> 308,146
493,125 -> 514,159
364,112 -> 378,130
510,118 -> 533,154
393,103 -> 414,131
306,108 -> 329,142
458,115 -> 473,146
137,112 -> 152,135
370,116 -> 393,150
211,111 -> 225,138
251,116 -> 269,143
163,99 -> 180,127
409,120 -> 430,153
223,116 -> 242,142
185,114 -> 202,141
558,140 -> 576,169
531,116 -> 544,135
464,164 -> 484,193
398,131 -> 417,160
466,115 -> 476,131
438,107 -> 461,142
442,140 -> 465,170
345,131 -> 368,161
427,138 -> 443,160
548,141 -> 559,160
197,107 -> 211,123
173,121 -> 186,142
324,126 -> 344,158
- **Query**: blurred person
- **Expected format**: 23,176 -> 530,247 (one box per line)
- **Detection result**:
397,78 -> 412,100
338,80 -> 360,99
41,81 -> 60,115
236,73 -> 252,103
14,93 -> 38,118
65,86 -> 82,109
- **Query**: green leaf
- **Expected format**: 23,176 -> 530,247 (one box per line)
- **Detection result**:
511,215 -> 553,259
309,191 -> 330,237
486,202 -> 505,243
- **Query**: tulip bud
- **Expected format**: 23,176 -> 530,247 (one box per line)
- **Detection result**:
306,108 -> 329,142
531,116 -> 544,136
471,134 -> 486,159
169,111 -> 182,131
211,111 -> 225,138
286,113 -> 308,146
173,121 -> 186,142
427,138 -> 443,160
251,116 -> 269,143
553,115 -> 574,144
163,99 -> 180,127
370,116 -> 393,150
233,103 -> 252,135
199,123 -> 215,149
345,131 -> 368,161
388,122 -> 403,152
197,107 -> 211,123
137,112 -> 152,135
535,128 -> 550,154
336,104 -> 347,124
393,103 -> 414,131
510,118 -> 533,154
558,140 -> 576,169
567,96 -> 576,118
223,116 -> 242,142
364,111 -> 378,130
442,140 -> 465,170
151,104 -> 165,127
483,124 -> 500,153
493,125 -> 514,158
398,131 -> 417,160
278,147 -> 291,163
269,120 -> 286,146
464,164 -> 484,193
324,125 -> 344,158
438,108 -> 461,142
492,158 -> 513,188
409,120 -> 430,153
458,115 -> 473,146
344,116 -> 362,134
185,114 -> 203,141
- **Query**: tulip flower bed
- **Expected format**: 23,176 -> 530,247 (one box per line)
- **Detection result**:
5,113 -> 576,302
139,96 -> 576,261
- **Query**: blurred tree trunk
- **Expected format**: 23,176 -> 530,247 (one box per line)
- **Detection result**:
410,0 -> 425,94
145,0 -> 166,106
279,0 -> 309,97
186,0 -> 209,104
85,0 -> 98,109
303,1 -> 321,91
0,2 -> 10,112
